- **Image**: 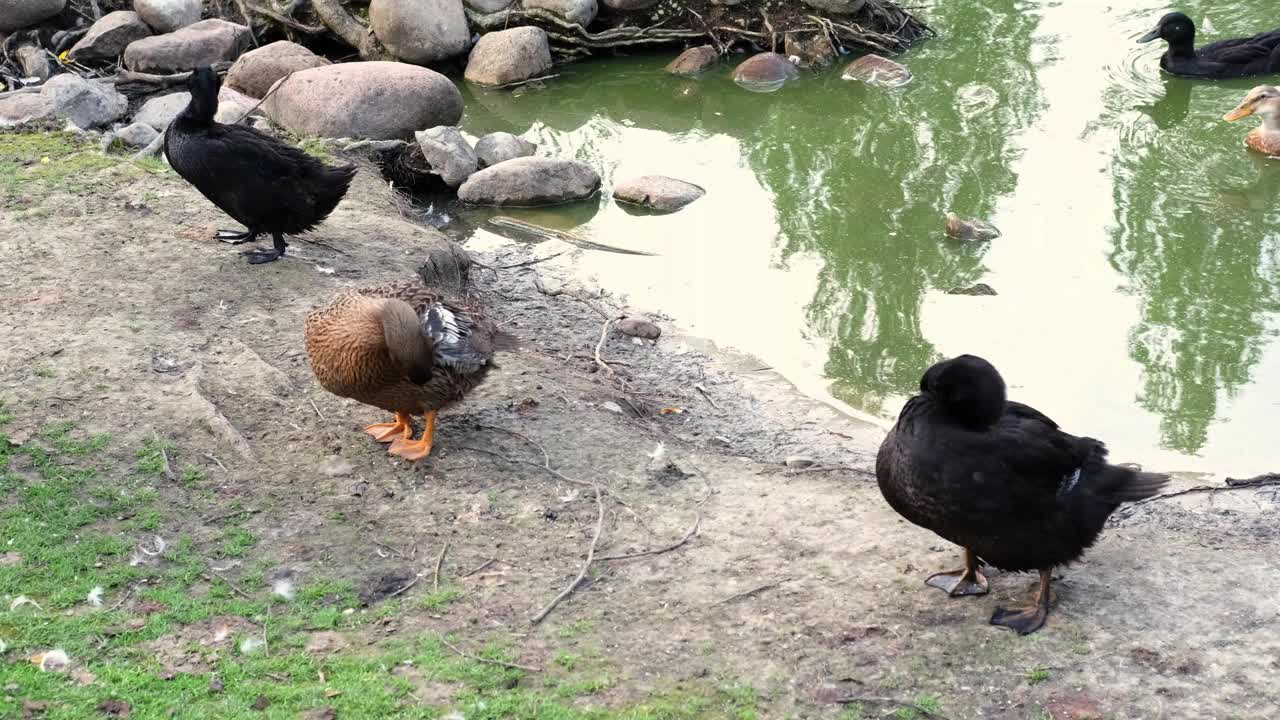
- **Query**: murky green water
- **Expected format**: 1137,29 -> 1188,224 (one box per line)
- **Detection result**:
454,0 -> 1280,476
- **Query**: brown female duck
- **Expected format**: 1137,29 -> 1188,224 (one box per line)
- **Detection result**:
876,355 -> 1168,634
1224,85 -> 1280,156
305,278 -> 515,460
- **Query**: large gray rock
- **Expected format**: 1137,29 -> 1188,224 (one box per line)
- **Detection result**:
134,91 -> 189,130
602,0 -> 659,9
264,61 -> 463,140
0,93 -> 55,128
225,40 -> 329,98
0,0 -> 64,33
134,0 -> 200,33
464,0 -> 512,11
115,121 -> 159,148
122,18 -> 251,74
457,157 -> 600,206
613,175 -> 704,212
370,0 -> 469,65
41,74 -> 127,129
665,45 -> 717,76
524,0 -> 596,27
213,84 -> 260,124
464,27 -> 551,87
68,11 -> 152,62
415,126 -> 478,188
802,0 -> 866,12
15,45 -> 51,80
474,131 -> 535,168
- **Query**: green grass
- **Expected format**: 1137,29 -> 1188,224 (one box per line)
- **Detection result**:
220,527 -> 258,558
1027,668 -> 1051,685
180,465 -> 206,484
136,435 -> 176,476
417,586 -> 463,612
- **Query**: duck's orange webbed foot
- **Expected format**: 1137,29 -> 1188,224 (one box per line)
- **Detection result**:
365,411 -> 413,443
389,410 -> 436,462
925,548 -> 989,597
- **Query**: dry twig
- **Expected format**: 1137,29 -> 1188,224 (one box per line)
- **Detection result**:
433,543 -> 450,592
1130,473 -> 1280,506
598,513 -> 700,561
204,571 -> 254,600
461,558 -> 497,577
438,635 -> 540,673
531,481 -> 604,625
386,573 -> 421,599
709,578 -> 791,608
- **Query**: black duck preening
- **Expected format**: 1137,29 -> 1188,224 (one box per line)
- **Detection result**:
875,355 -> 1169,635
1138,12 -> 1280,79
163,66 -> 356,264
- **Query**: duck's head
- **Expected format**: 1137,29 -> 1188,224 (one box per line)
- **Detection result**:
1138,12 -> 1195,47
181,65 -> 221,122
919,354 -> 1006,429
1224,85 -> 1280,122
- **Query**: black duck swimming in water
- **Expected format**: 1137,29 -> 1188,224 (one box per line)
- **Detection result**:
1138,12 -> 1280,80
875,355 -> 1169,635
163,66 -> 356,264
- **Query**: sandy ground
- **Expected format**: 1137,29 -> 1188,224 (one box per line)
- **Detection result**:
1,136 -> 1278,719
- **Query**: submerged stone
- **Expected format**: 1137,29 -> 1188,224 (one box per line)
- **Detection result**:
945,212 -> 1001,241
732,52 -> 800,93
841,53 -> 912,88
665,45 -> 718,76
946,283 -> 998,296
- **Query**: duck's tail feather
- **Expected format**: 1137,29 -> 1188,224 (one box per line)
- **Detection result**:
1077,442 -> 1169,504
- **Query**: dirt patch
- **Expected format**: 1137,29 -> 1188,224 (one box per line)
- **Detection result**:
1,132 -> 1278,718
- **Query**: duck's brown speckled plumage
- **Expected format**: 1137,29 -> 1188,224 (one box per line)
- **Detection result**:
305,277 -> 506,429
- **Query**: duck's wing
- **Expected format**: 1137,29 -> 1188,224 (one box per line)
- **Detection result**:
192,124 -> 326,226
978,403 -> 1094,495
1198,31 -> 1280,63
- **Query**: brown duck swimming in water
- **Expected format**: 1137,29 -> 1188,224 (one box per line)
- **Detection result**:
305,278 -> 516,460
1224,85 -> 1280,156
875,355 -> 1169,634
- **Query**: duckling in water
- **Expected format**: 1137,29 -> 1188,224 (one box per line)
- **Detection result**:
164,66 -> 356,264
876,355 -> 1169,635
1138,12 -> 1280,79
305,277 -> 517,461
1224,85 -> 1280,156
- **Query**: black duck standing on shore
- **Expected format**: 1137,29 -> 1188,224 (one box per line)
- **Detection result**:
1138,12 -> 1280,79
875,355 -> 1169,635
164,66 -> 356,264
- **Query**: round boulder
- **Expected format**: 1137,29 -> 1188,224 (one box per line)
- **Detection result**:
665,45 -> 718,76
134,0 -> 201,33
370,0 -> 470,65
264,61 -> 463,140
474,132 -> 535,168
524,0 -> 596,27
122,19 -> 252,74
134,91 -> 190,131
464,26 -> 552,87
41,74 -> 128,129
841,54 -> 912,87
732,52 -> 799,93
67,11 -> 152,63
225,41 -> 330,99
613,175 -> 704,212
114,122 -> 160,149
0,0 -> 65,33
0,93 -> 55,127
457,157 -> 600,206
415,126 -> 478,188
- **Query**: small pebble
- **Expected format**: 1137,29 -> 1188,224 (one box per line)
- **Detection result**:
945,212 -> 1001,241
617,317 -> 661,340
784,456 -> 816,469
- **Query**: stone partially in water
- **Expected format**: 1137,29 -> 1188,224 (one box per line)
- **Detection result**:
665,45 -> 718,76
613,175 -> 704,212
945,283 -> 998,296
945,212 -> 1001,241
464,27 -> 552,87
784,31 -> 836,69
956,83 -> 999,119
474,132 -> 536,168
457,157 -> 601,206
415,125 -> 478,188
732,52 -> 800,93
841,54 -> 912,88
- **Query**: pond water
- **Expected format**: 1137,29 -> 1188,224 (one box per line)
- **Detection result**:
451,0 -> 1280,477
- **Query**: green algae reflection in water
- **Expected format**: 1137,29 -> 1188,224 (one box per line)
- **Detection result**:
456,0 -> 1280,476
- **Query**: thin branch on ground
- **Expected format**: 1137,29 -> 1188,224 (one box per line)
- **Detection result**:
204,571 -> 254,600
594,318 -> 616,377
1130,474 -> 1280,506
475,425 -> 550,468
372,541 -> 408,559
106,585 -> 135,612
598,513 -> 700,561
202,507 -> 260,524
386,573 -> 421,599
460,558 -> 496,578
154,431 -> 175,481
309,399 -> 325,420
834,696 -> 951,719
433,543 -> 450,592
204,453 -> 228,472
781,464 -> 877,478
530,480 -> 604,625
438,634 -> 540,673
708,578 -> 792,608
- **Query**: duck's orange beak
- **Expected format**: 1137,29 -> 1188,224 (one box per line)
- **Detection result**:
1224,100 -> 1255,122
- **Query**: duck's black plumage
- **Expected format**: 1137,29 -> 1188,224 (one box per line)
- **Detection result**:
875,355 -> 1168,634
1138,12 -> 1280,79
163,66 -> 356,264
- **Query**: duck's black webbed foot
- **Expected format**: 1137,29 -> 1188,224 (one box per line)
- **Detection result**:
215,229 -> 256,244
241,248 -> 283,264
925,548 -> 989,597
990,568 -> 1052,635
